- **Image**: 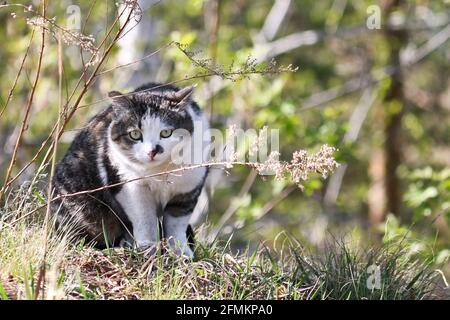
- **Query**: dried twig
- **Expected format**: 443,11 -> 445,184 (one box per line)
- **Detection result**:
0,28 -> 36,119
0,3 -> 47,203
94,42 -> 174,77
31,0 -> 47,300
208,170 -> 258,241
1,145 -> 338,232
0,1 -> 141,196
35,29 -> 65,301
300,23 -> 450,111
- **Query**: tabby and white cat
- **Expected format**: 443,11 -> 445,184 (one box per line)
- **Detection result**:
51,83 -> 210,257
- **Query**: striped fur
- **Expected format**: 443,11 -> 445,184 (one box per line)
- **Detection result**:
51,83 -> 210,256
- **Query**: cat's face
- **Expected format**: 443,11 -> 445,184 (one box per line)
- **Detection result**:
108,86 -> 195,168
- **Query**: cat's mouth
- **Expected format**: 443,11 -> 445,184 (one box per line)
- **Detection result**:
144,153 -> 168,166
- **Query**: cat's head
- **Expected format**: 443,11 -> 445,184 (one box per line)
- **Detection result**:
107,84 -> 196,168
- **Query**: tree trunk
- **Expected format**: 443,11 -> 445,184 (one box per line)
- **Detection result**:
368,0 -> 407,225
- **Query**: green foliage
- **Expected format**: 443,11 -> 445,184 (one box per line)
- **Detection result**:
405,167 -> 450,224
291,239 -> 438,300
0,0 -> 449,299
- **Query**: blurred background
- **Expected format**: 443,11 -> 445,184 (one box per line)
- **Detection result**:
0,0 -> 449,274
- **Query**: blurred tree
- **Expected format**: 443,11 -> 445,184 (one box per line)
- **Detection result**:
368,0 -> 408,227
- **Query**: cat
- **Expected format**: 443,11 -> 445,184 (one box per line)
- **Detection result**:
51,82 -> 210,257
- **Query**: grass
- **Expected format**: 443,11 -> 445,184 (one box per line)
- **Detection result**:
0,185 -> 447,300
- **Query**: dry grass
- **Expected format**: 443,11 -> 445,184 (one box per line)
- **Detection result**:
0,179 -> 446,300
1,203 -> 446,300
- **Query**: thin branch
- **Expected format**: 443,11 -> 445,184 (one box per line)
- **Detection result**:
203,16 -> 450,102
79,0 -> 98,83
299,23 -> 450,111
3,162 -> 254,230
0,4 -> 46,203
208,169 -> 258,242
94,42 -> 174,77
77,64 -> 296,110
32,0 -> 47,300
0,28 -> 36,119
253,184 -> 297,220
323,87 -> 378,207
320,24 -> 450,209
255,0 -> 291,44
0,2 -> 140,194
1,142 -> 338,232
324,0 -> 347,34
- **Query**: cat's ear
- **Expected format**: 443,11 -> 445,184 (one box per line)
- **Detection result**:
166,84 -> 197,109
108,91 -> 133,115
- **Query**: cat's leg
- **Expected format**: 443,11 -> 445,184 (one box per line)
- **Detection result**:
115,181 -> 159,250
163,195 -> 197,257
53,193 -> 127,248
118,231 -> 135,248
163,214 -> 193,257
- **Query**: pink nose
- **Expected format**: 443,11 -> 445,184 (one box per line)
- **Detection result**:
148,149 -> 158,161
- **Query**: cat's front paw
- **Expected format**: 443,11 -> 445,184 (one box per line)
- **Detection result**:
119,232 -> 135,248
136,240 -> 158,255
167,237 -> 194,258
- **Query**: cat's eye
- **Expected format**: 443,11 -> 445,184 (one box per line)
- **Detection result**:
160,129 -> 173,138
129,129 -> 142,141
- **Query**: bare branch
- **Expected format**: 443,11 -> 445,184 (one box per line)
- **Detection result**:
0,28 -> 36,119
323,87 -> 378,207
0,4 -> 47,202
0,1 -> 142,194
300,23 -> 450,111
255,0 -> 291,44
208,169 -> 258,242
1,145 -> 338,231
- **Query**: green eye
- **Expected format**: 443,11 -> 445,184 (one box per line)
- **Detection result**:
160,129 -> 173,138
129,129 -> 142,141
